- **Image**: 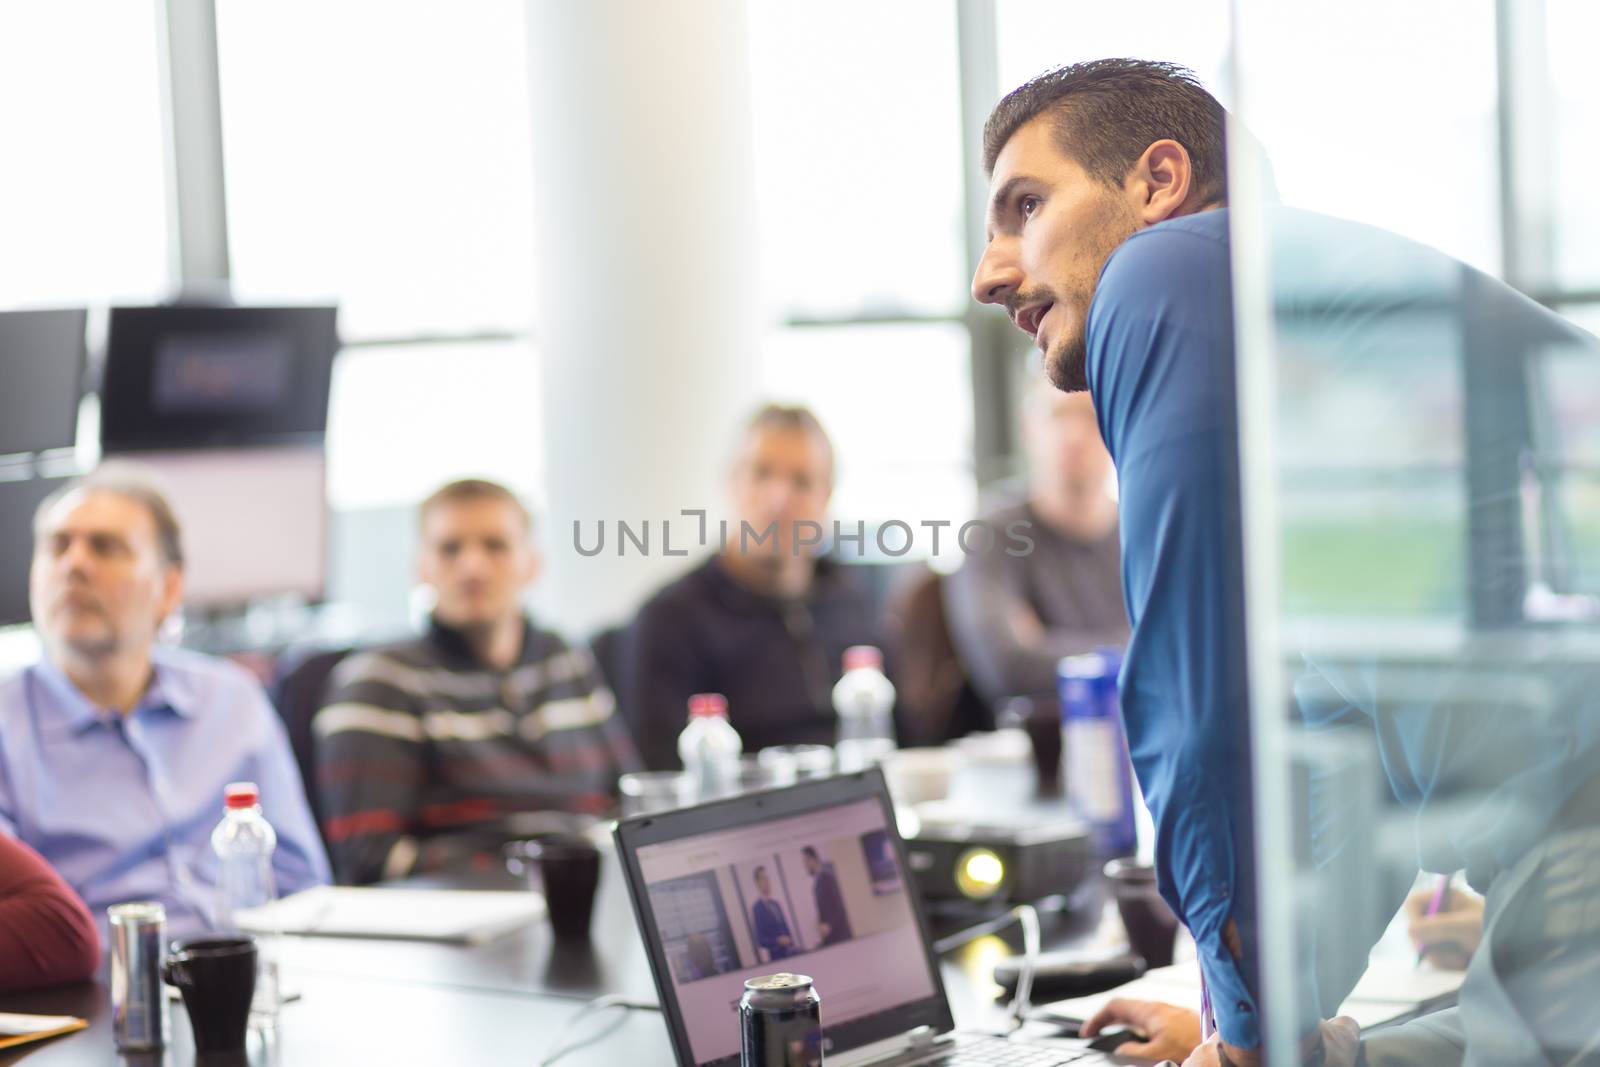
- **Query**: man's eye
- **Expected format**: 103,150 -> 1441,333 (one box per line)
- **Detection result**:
1020,196 -> 1041,218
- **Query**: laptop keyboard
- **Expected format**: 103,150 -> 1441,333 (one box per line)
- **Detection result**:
928,1037 -> 1096,1066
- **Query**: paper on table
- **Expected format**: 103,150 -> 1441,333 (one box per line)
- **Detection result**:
235,886 -> 545,945
0,1013 -> 87,1050
1037,957 -> 1464,1032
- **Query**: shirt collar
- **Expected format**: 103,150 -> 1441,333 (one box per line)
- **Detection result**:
34,646 -> 199,734
425,613 -> 537,669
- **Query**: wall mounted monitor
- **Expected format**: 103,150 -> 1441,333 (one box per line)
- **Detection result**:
0,309 -> 87,456
0,474 -> 72,627
101,305 -> 338,451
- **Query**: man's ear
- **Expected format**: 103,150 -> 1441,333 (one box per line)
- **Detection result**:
1126,139 -> 1195,225
159,565 -> 184,622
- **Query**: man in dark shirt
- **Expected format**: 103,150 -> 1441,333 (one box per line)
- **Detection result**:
944,382 -> 1127,710
624,405 -> 885,768
314,479 -> 637,885
749,865 -> 795,962
802,845 -> 852,947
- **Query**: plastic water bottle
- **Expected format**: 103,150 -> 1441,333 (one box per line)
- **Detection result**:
832,645 -> 897,772
211,781 -> 280,1028
678,693 -> 743,801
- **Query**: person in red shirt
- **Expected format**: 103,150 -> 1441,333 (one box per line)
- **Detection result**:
0,834 -> 100,993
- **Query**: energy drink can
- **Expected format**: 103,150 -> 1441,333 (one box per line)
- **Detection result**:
740,972 -> 822,1067
108,901 -> 170,1051
1059,651 -> 1137,856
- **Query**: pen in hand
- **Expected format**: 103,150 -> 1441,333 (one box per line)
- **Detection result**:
1414,873 -> 1451,968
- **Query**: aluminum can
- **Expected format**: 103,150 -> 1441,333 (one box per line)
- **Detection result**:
108,901 -> 170,1050
1059,651 -> 1137,856
740,972 -> 822,1067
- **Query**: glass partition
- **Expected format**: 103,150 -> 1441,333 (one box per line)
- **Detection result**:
1232,3 -> 1600,1063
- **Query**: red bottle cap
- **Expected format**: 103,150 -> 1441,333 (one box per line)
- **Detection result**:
842,646 -> 883,671
223,781 -> 260,809
687,693 -> 729,718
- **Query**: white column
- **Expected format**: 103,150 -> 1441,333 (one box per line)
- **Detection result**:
524,0 -> 762,637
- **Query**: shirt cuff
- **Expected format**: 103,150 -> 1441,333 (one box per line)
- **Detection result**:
1199,934 -> 1260,1049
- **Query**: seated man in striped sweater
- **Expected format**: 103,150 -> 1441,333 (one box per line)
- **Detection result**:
313,479 -> 639,885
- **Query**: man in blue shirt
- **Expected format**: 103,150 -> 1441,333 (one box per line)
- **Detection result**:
0,466 -> 330,938
971,59 -> 1600,1067
749,865 -> 795,961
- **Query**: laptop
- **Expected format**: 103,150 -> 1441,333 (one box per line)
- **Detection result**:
614,768 -> 1149,1067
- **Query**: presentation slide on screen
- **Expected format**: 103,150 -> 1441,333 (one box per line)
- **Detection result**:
636,797 -> 936,1065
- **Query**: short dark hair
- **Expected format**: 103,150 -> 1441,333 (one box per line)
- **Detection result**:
753,865 -> 767,881
801,846 -> 819,861
982,59 -> 1228,206
419,478 -> 532,533
741,403 -> 835,483
35,462 -> 185,568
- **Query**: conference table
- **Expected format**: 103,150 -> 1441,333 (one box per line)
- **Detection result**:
0,843 -> 1109,1066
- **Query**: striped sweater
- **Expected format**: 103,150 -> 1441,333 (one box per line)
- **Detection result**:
313,616 -> 638,885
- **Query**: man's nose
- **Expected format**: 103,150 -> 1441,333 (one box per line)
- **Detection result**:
971,240 -> 1022,307
55,538 -> 94,574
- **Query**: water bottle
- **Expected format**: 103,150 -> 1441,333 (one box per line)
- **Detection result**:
1058,652 -> 1137,856
211,781 -> 280,1028
678,693 -> 743,801
832,646 -> 897,772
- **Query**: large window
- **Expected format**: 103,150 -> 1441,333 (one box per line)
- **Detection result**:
216,0 -> 537,341
0,1 -> 169,308
996,0 -> 1231,100
746,1 -> 975,548
216,1 -> 541,518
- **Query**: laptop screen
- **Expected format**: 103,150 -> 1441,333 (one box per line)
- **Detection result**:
631,790 -> 942,1066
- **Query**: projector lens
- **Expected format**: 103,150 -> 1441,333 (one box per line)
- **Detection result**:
955,847 -> 1005,899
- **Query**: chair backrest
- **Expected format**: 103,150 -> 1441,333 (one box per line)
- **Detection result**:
881,565 -> 994,746
268,646 -> 355,831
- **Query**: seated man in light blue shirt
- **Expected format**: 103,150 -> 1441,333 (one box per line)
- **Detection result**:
0,465 -> 330,937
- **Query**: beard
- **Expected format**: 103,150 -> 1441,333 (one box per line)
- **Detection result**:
1043,330 -> 1089,393
1037,203 -> 1140,396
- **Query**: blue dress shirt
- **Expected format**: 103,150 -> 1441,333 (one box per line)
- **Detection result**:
1087,208 -> 1260,1047
0,645 -> 331,938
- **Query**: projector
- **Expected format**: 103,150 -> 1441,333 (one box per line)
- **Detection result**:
900,803 -> 1095,904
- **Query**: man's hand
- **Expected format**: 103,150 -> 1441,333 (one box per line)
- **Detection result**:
817,922 -> 831,940
1404,883 -> 1484,970
777,935 -> 792,947
1179,1018 -> 1360,1067
1082,999 -> 1201,1062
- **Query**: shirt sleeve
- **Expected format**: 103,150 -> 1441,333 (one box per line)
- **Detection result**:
943,530 -> 1128,705
0,833 -> 100,993
1087,223 -> 1263,1049
312,655 -> 428,886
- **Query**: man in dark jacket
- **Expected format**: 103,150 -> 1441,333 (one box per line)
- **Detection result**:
802,845 -> 852,946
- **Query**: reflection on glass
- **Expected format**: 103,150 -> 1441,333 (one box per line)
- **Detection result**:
1548,0 -> 1600,290
1236,82 -> 1600,1067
